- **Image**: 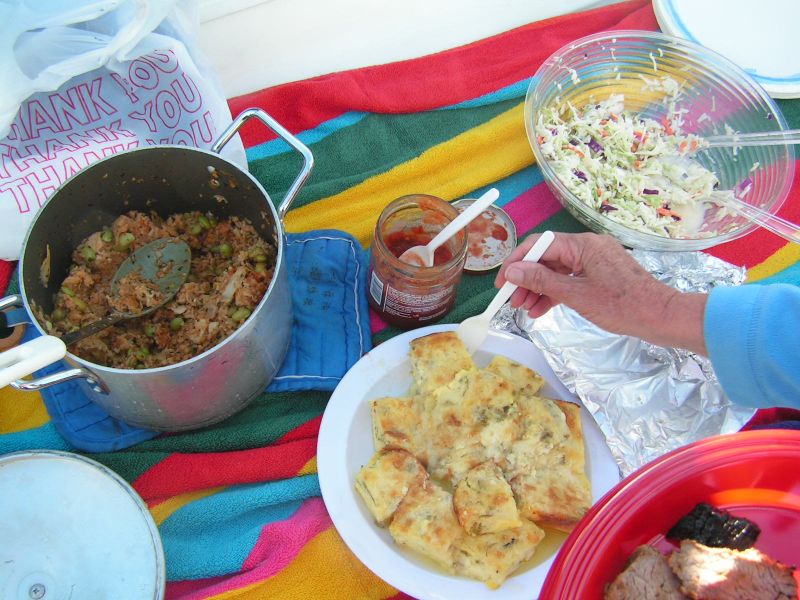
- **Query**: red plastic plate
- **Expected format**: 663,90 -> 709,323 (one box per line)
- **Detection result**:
540,430 -> 800,599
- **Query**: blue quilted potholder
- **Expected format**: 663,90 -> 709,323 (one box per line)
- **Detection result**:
267,230 -> 371,392
23,229 -> 372,452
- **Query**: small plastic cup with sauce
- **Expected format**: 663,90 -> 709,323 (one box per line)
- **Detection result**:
368,194 -> 467,329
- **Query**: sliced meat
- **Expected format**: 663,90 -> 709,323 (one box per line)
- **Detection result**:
668,539 -> 797,600
604,545 -> 687,600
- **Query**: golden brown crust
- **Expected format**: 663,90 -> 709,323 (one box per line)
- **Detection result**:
424,368 -> 518,484
370,396 -> 426,463
409,331 -> 476,396
485,355 -> 545,398
354,449 -> 428,527
389,479 -> 464,572
509,399 -> 591,532
453,461 -> 521,535
453,518 -> 545,589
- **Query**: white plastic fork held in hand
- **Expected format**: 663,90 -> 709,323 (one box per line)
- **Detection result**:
457,230 -> 556,354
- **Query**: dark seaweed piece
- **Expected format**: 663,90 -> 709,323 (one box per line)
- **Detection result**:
666,503 -> 761,550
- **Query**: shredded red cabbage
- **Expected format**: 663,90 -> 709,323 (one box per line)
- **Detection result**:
572,169 -> 588,182
587,138 -> 604,154
737,177 -> 753,193
642,188 -> 659,195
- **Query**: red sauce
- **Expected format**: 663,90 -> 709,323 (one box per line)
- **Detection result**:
368,194 -> 466,329
383,227 -> 454,265
465,212 -> 509,258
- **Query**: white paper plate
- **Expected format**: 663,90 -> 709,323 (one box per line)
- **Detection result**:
654,0 -> 800,98
317,323 -> 620,600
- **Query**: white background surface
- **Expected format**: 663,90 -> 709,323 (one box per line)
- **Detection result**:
197,0 -> 623,97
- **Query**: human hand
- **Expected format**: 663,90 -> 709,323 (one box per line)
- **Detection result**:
494,232 -> 708,354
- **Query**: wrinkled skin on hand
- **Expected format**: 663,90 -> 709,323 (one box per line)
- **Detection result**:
495,232 -> 708,355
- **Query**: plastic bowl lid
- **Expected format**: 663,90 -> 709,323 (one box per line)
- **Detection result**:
453,199 -> 517,272
0,450 -> 165,600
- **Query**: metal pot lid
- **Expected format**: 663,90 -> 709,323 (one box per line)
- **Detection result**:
453,198 -> 518,272
0,450 -> 165,600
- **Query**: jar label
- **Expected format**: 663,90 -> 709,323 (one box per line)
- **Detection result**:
369,271 -> 384,305
370,270 -> 452,321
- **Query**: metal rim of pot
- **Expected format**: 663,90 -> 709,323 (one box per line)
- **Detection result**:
0,108 -> 312,396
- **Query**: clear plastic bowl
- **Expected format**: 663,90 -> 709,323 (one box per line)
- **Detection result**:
525,31 -> 795,251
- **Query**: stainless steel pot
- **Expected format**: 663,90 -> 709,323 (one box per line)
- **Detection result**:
0,109 -> 313,431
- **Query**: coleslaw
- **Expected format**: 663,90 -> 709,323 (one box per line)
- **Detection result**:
535,94 -> 735,238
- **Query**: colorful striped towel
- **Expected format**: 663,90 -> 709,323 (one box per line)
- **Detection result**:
1,1 -> 800,598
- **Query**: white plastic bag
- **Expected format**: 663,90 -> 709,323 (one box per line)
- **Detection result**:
0,0 -> 246,260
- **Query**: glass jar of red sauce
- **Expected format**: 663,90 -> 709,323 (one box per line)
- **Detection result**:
368,194 -> 467,328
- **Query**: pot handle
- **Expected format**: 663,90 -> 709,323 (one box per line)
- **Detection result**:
0,336 -> 66,388
211,108 -> 314,221
0,295 -> 109,394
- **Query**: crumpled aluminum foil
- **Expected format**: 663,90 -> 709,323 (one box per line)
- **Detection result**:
492,250 -> 755,476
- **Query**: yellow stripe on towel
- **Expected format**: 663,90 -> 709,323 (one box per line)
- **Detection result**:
746,241 -> 800,282
0,388 -> 50,434
298,455 -> 317,476
283,102 -> 533,247
209,527 -> 398,599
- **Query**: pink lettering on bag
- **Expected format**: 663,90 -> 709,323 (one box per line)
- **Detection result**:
49,86 -> 91,131
190,111 -> 215,145
0,177 -> 35,213
28,165 -> 60,204
155,90 -> 181,128
21,99 -> 62,139
1,143 -> 46,173
128,58 -> 160,90
78,77 -> 118,121
171,73 -> 202,113
144,49 -> 179,74
128,101 -> 157,132
109,72 -> 140,104
61,156 -> 83,179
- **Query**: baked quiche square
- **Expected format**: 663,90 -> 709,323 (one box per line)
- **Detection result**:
453,518 -> 545,589
370,396 -> 426,462
509,400 -> 591,531
485,355 -> 545,398
453,461 -> 521,535
502,394 -> 572,479
388,478 -> 464,572
423,369 -> 518,484
355,449 -> 428,526
423,368 -> 516,436
409,331 -> 475,396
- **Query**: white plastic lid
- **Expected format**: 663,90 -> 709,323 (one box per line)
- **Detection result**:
0,451 -> 165,600
453,199 -> 518,272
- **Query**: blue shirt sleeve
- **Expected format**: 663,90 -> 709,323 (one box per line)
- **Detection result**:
705,283 -> 800,409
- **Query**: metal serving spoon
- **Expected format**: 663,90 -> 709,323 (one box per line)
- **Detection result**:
60,237 -> 191,346
457,231 -> 555,354
398,188 -> 500,267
